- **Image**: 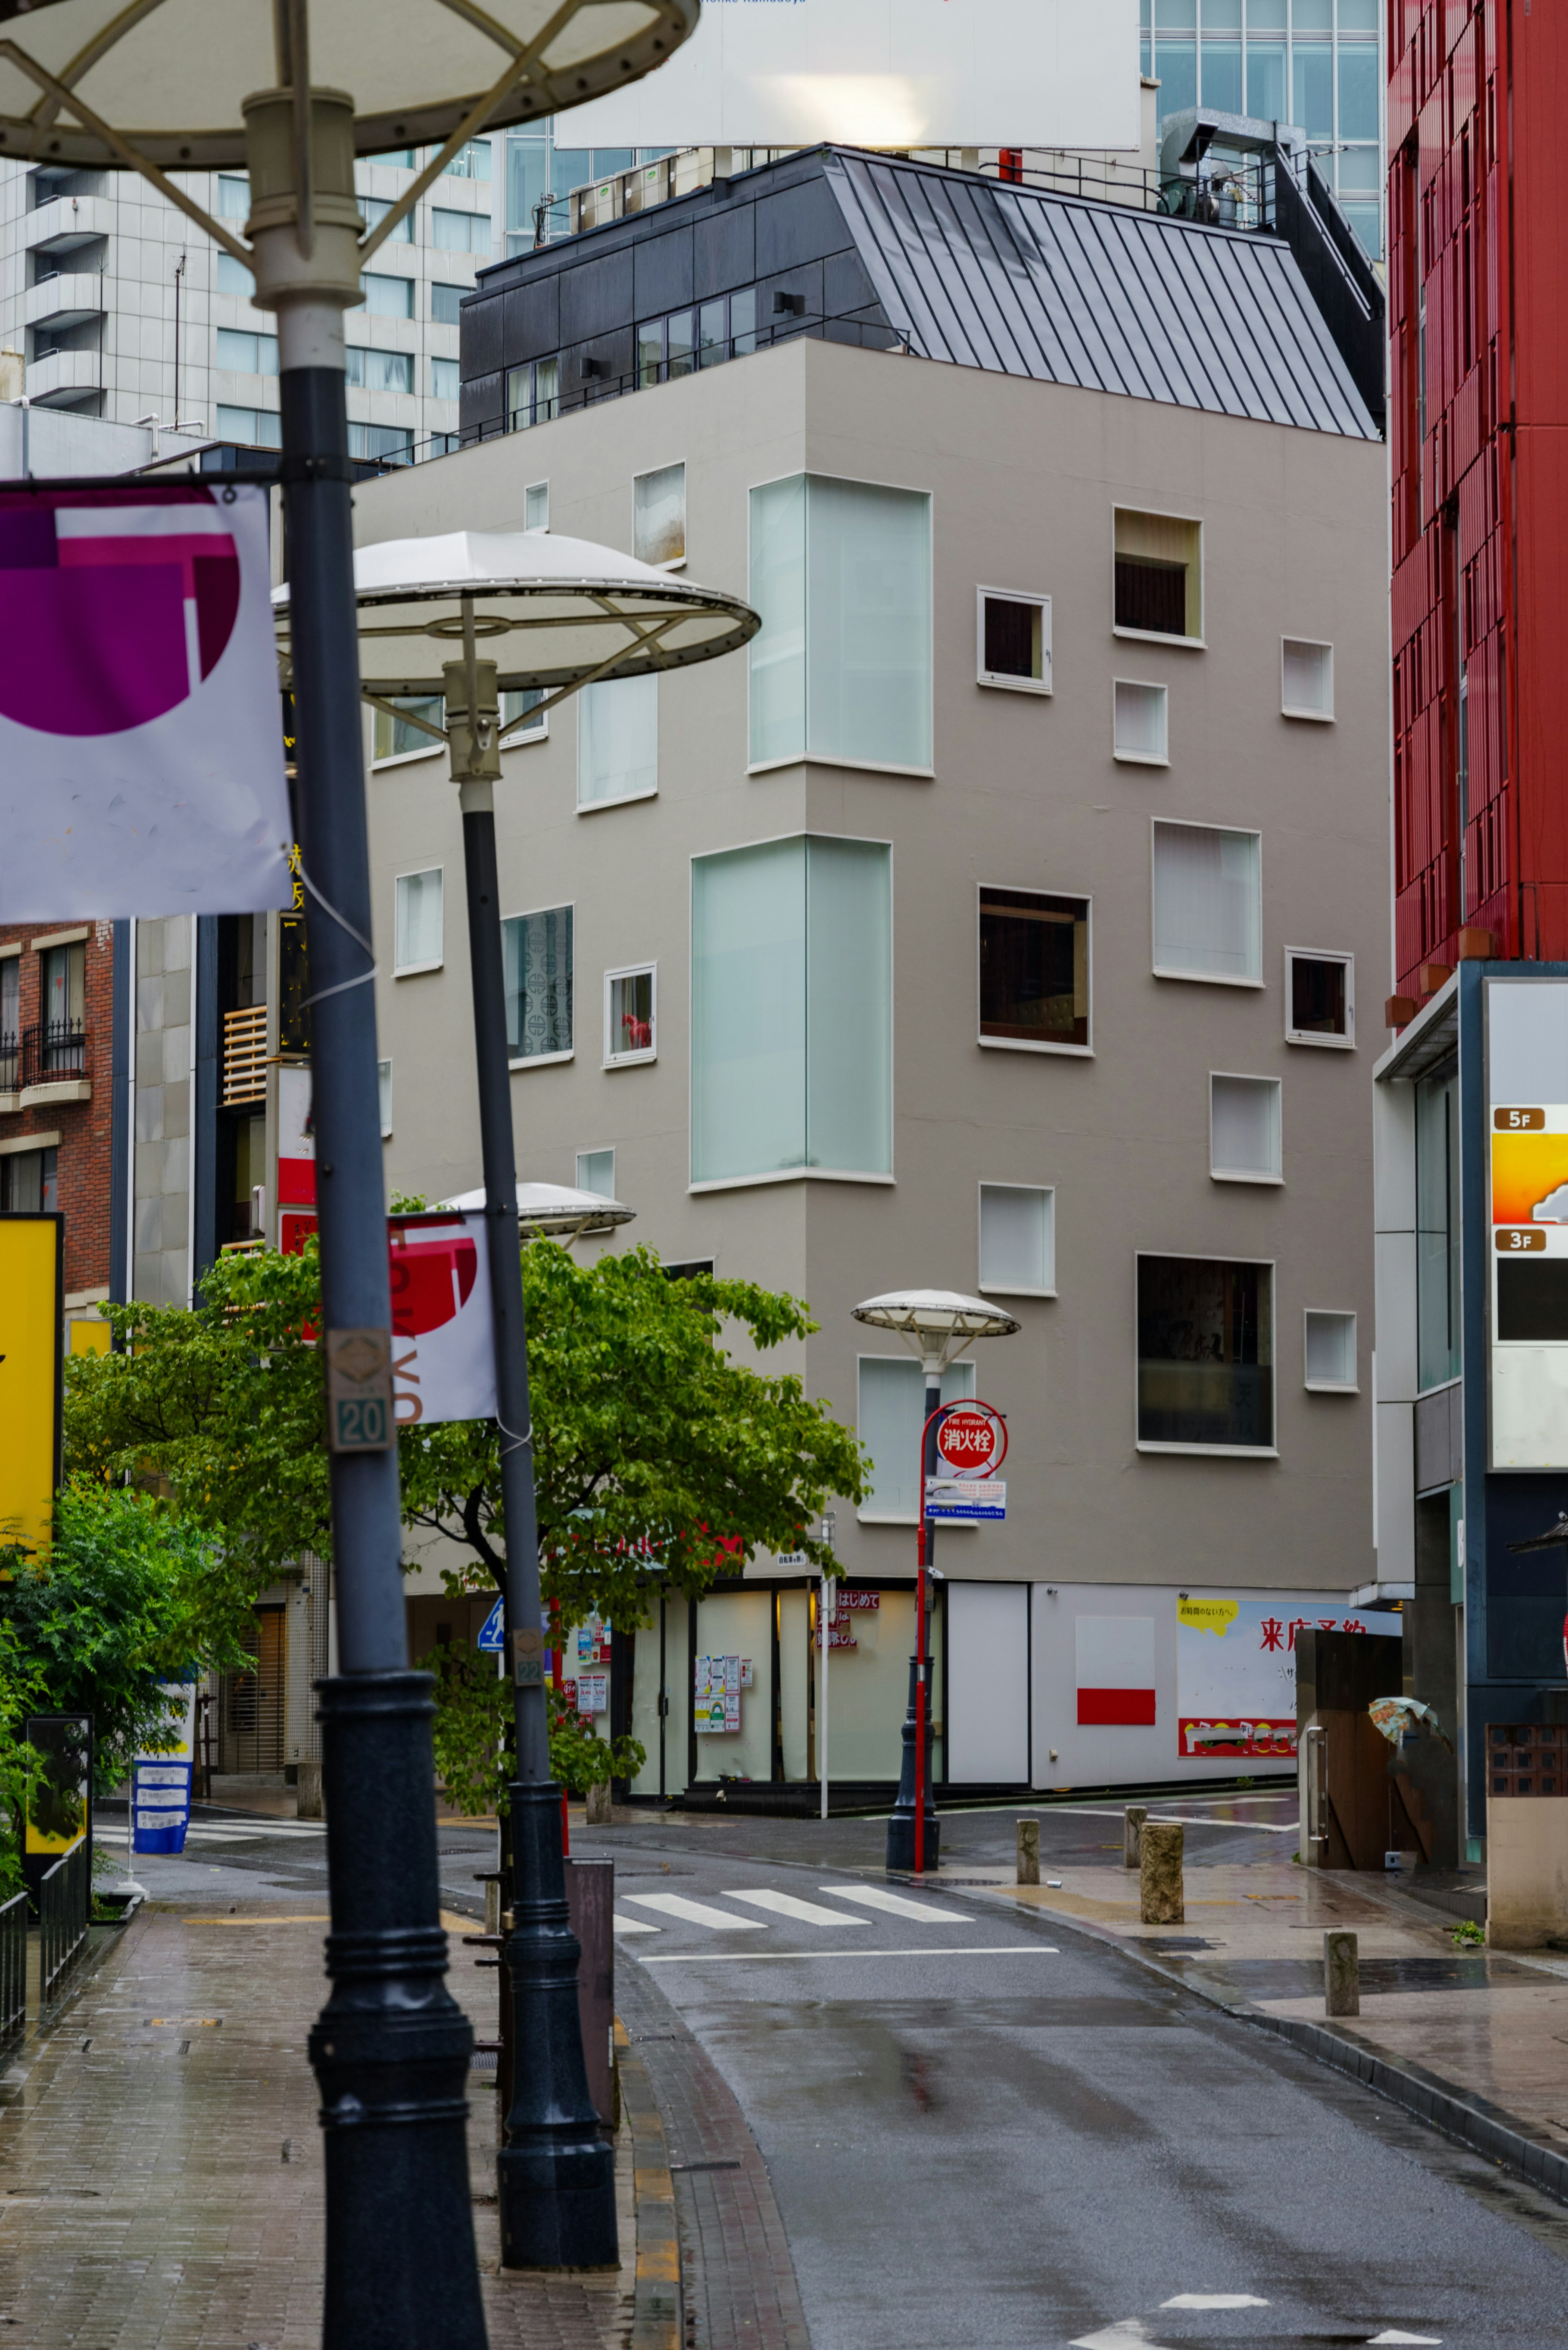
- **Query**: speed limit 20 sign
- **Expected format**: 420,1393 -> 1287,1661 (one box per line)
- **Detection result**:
935,1402 -> 1007,1478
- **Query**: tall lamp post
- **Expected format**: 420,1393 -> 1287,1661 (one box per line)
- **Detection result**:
851,1291 -> 1019,1873
278,527 -> 756,2265
0,6 -> 700,2337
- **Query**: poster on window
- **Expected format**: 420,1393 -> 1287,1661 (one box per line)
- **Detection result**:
0,483 -> 292,920
1176,1594 -> 1400,1759
695,1654 -> 742,1734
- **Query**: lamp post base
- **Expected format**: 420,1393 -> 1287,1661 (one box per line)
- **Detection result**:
884,1656 -> 940,1874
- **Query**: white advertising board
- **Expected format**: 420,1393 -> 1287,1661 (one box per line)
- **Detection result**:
566,0 -> 1140,153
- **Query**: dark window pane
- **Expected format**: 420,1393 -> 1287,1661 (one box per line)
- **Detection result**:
1498,1260 -> 1568,1342
983,596 -> 1038,679
1116,555 -> 1187,635
667,310 -> 695,379
1137,1256 -> 1273,1447
1290,955 -> 1347,1036
980,887 -> 1089,1049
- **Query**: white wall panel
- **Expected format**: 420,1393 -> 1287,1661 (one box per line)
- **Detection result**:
947,1581 -> 1029,1783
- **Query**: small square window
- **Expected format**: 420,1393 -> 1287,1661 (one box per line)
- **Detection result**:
976,589 -> 1051,693
431,280 -> 466,325
1210,1073 -> 1283,1184
378,1059 -> 393,1137
394,869 -> 443,974
1283,638 -> 1334,720
431,355 -> 460,402
1304,1308 -> 1358,1392
1114,680 -> 1168,764
1285,948 -> 1354,1048
979,1183 -> 1056,1296
605,965 -> 656,1065
634,462 -> 686,566
577,1148 -> 616,1199
525,481 -> 549,533
979,887 -> 1091,1053
1114,508 -> 1202,642
501,688 -> 547,744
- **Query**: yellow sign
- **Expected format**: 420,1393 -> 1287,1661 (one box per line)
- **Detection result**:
0,1215 -> 61,1561
1176,1596 -> 1240,1637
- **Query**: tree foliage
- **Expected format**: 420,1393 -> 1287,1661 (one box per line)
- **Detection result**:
428,1641 -> 645,1814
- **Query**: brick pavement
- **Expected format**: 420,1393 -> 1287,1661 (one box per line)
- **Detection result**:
0,1902 -> 637,2349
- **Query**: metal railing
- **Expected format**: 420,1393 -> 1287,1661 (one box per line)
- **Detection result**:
0,1029 -> 16,1093
222,1002 -> 268,1105
19,1018 -> 87,1086
39,1839 -> 89,2003
0,1890 -> 26,2041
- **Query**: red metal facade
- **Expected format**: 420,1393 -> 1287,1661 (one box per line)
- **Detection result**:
1389,0 -> 1568,997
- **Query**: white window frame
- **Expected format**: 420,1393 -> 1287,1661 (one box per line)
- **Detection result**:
1284,946 -> 1356,1050
1209,1071 -> 1284,1186
1304,1307 -> 1359,1394
976,586 -> 1051,696
976,883 -> 1094,1059
377,1058 -> 393,1138
1112,506 -> 1206,649
577,675 -> 659,815
1281,636 -> 1335,723
604,962 -> 657,1068
633,459 -> 687,571
393,866 -> 444,977
524,480 -> 549,533
500,691 -> 549,751
1150,818 -> 1265,990
504,897 -> 575,1072
1113,678 -> 1169,766
977,1181 -> 1057,1299
1134,1250 -> 1279,1459
576,1147 -> 616,1198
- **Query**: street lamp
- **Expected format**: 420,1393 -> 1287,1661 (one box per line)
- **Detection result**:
278,525 -> 757,2267
440,1179 -> 638,1242
819,1510 -> 837,1823
0,4 -> 701,2337
851,1291 -> 1019,1873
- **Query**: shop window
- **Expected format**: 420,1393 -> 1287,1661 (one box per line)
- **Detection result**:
503,903 -> 572,1065
1152,820 -> 1261,985
1114,508 -> 1202,642
978,1183 -> 1056,1296
394,868 -> 443,975
1210,1073 -> 1283,1184
979,887 -> 1091,1054
1137,1254 -> 1275,1452
1114,680 -> 1168,764
977,589 -> 1051,693
1285,948 -> 1353,1047
1282,638 -> 1334,720
1304,1309 -> 1357,1392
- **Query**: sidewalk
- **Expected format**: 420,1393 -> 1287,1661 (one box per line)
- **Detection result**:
0,1899 -> 651,2348
975,1842 -> 1568,2192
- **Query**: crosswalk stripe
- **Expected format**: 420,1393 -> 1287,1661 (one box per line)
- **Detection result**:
612,1913 -> 659,1935
639,1945 -> 1060,1965
819,1884 -> 975,1924
621,1893 -> 767,1930
721,1890 -> 868,1926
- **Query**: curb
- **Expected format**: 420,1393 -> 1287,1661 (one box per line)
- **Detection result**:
616,2019 -> 681,2350
970,1884 -> 1568,2209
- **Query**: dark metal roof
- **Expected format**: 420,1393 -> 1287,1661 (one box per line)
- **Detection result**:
822,152 -> 1379,442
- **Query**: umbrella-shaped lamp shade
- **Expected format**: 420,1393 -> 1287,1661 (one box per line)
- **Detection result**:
274,531 -> 760,696
852,1289 -> 1023,1343
440,1180 -> 635,1237
0,0 -> 699,167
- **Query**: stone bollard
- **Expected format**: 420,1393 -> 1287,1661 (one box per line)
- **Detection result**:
585,1780 -> 613,1826
1139,1821 -> 1184,1924
1324,1928 -> 1360,2017
1123,1805 -> 1147,1869
296,1758 -> 323,1820
1017,1818 -> 1040,1885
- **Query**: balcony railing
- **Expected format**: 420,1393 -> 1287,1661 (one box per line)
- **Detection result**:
19,1018 -> 87,1087
0,1029 -> 16,1093
223,1003 -> 268,1106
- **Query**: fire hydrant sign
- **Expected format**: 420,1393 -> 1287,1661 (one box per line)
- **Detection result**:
0,484 -> 293,919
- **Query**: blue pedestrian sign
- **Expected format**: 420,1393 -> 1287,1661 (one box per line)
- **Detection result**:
477,1599 -> 505,1654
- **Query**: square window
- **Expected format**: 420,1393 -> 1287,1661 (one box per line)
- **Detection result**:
1285,948 -> 1354,1047
979,887 -> 1091,1053
360,272 -> 415,319
1137,1254 -> 1274,1452
362,194 -> 414,244
605,965 -> 656,1065
378,1059 -> 393,1138
1114,679 -> 1168,764
635,462 -> 686,566
0,1144 -> 57,1212
577,1148 -> 615,1199
977,589 -> 1051,693
431,355 -> 460,401
857,1356 -> 975,1522
216,252 -> 256,299
579,675 -> 657,809
216,174 -> 249,219
1304,1308 -> 1358,1392
1210,1073 -> 1283,1183
1114,508 -> 1202,642
431,280 -> 466,324
394,869 -> 443,974
1152,820 -> 1261,985
979,1183 -> 1056,1295
503,904 -> 572,1063
433,205 -> 488,253
374,694 -> 444,764
1282,638 -> 1334,720
525,481 -> 549,533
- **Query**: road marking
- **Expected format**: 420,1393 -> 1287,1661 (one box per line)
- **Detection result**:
1022,1807 -> 1298,1835
613,1914 -> 660,1935
721,1890 -> 869,1926
1071,2326 -> 1167,2349
621,1894 -> 767,1930
179,1915 -> 329,1925
639,1944 -> 1059,1964
819,1885 -> 976,1923
1162,2296 -> 1269,2310
1367,2335 -> 1441,2345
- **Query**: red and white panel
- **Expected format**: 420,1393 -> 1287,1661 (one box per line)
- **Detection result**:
1075,1613 -> 1156,1727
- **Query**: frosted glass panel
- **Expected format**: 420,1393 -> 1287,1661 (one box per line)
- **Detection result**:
858,1358 -> 975,1521
749,477 -> 806,766
806,837 -> 892,1174
1152,823 -> 1261,981
979,1184 -> 1055,1293
394,869 -> 442,970
635,463 -> 685,565
807,477 -> 932,771
577,1149 -> 615,1198
1210,1075 -> 1281,1179
579,674 -> 658,807
691,836 -> 807,1182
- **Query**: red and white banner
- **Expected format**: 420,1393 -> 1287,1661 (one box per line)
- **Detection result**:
387,1211 -> 496,1427
0,483 -> 292,919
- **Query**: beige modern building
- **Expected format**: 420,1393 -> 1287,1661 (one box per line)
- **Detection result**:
336,143 -> 1391,1805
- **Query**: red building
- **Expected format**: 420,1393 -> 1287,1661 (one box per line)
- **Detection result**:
1388,0 -> 1568,1010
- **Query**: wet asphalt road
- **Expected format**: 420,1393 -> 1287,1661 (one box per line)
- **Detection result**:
102,1797 -> 1568,2348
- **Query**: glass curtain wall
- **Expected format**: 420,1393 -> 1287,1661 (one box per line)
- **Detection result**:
505,122 -> 674,251
1415,1066 -> 1463,1392
1140,0 -> 1383,259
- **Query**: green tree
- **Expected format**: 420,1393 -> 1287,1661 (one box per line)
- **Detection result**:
428,1641 -> 644,1815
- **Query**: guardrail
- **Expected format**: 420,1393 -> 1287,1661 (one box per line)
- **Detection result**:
0,1889 -> 26,2040
39,1839 -> 89,2004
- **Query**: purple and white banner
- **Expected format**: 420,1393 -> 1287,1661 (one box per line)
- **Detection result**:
0,482 -> 292,919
